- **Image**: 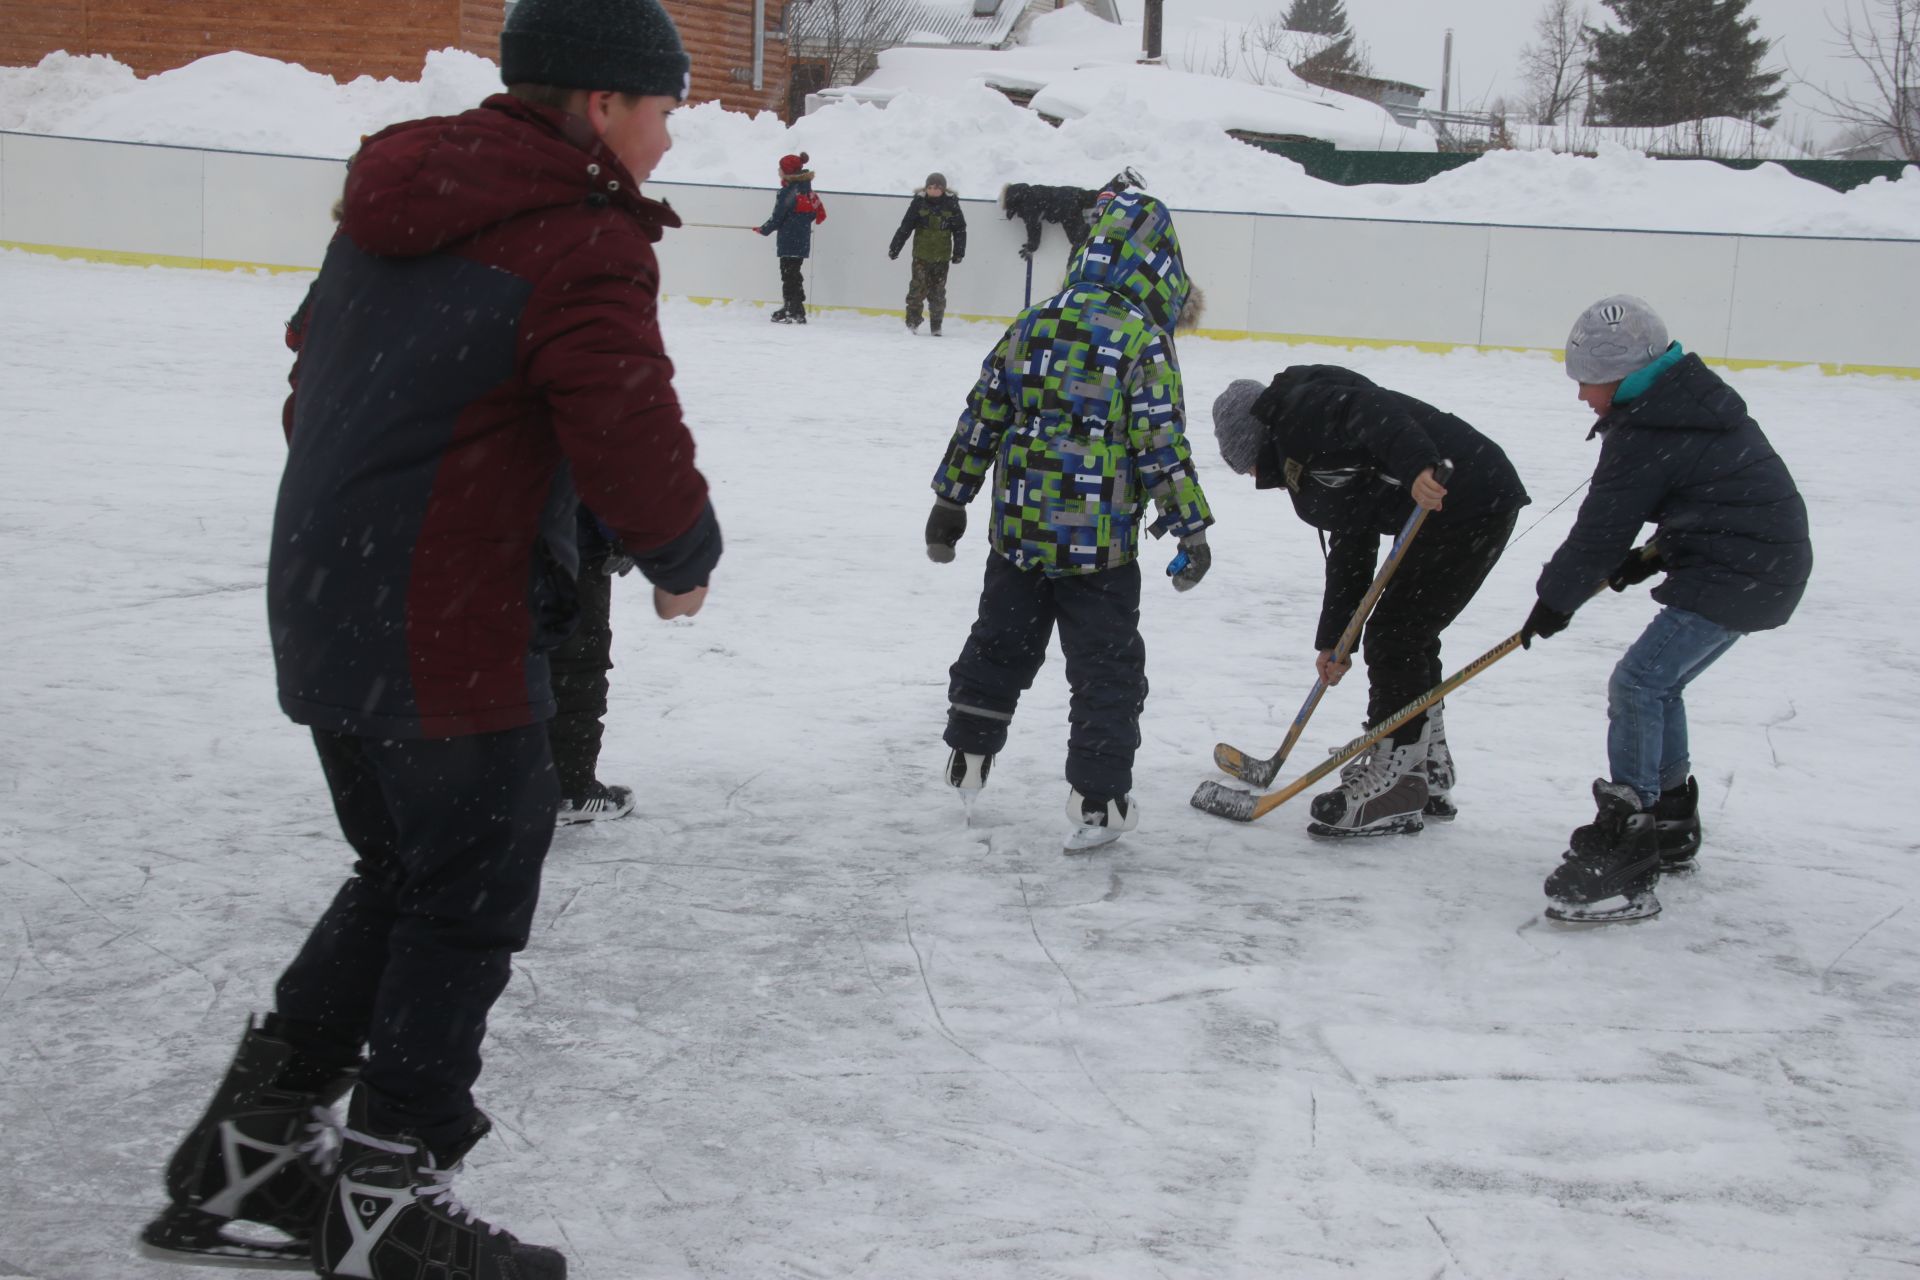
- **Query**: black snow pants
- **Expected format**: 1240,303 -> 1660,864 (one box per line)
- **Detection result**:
1361,510 -> 1517,742
944,553 -> 1146,799
778,256 -> 807,316
272,724 -> 557,1159
547,564 -> 614,800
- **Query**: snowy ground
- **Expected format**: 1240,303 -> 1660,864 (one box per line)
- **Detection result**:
2,248 -> 1918,1279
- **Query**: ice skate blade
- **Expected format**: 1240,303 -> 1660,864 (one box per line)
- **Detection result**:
1306,816 -> 1424,839
1545,888 -> 1662,925
1063,826 -> 1124,854
140,1206 -> 310,1268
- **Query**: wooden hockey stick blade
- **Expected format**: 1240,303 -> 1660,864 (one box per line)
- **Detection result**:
1193,631 -> 1524,824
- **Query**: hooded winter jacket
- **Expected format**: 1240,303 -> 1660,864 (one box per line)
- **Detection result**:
1249,364 -> 1530,649
1536,353 -> 1810,632
271,95 -> 720,740
889,189 -> 967,263
931,190 -> 1213,576
759,170 -> 824,258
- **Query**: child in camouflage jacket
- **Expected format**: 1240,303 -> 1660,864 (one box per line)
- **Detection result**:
888,171 -> 967,335
921,189 -> 1213,844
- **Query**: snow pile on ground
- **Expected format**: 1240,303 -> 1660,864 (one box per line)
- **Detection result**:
0,46 -> 502,156
2,29 -> 1916,237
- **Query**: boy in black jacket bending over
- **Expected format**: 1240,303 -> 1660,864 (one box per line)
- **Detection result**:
1213,367 -> 1529,837
888,172 -> 967,335
1521,295 -> 1810,923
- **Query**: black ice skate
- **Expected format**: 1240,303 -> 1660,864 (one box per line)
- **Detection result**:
1307,734 -> 1428,838
770,306 -> 793,323
1653,775 -> 1702,870
556,780 -> 634,825
1064,788 -> 1136,853
945,748 -> 993,791
1422,703 -> 1458,821
141,1017 -> 358,1266
316,1098 -> 566,1280
1544,779 -> 1662,924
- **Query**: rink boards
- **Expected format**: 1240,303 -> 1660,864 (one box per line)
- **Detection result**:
2,129 -> 1914,375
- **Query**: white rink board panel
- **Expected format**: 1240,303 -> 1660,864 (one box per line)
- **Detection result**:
1727,235 -> 1920,368
1482,226 -> 1740,358
1246,215 -> 1490,347
2,133 -> 205,262
202,151 -> 343,270
4,134 -> 1915,371
1172,209 -> 1256,334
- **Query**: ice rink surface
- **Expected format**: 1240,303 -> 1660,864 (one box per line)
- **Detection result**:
2,248 -> 1917,1278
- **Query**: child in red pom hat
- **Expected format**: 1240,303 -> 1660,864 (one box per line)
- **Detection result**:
757,151 -> 826,322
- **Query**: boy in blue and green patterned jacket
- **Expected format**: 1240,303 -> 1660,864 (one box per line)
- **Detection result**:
922,189 -> 1213,847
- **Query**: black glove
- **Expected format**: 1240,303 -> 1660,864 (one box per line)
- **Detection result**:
1018,245 -> 1034,260
599,551 -> 636,577
1608,544 -> 1663,592
1520,599 -> 1573,649
925,499 -> 966,563
952,254 -> 964,265
888,247 -> 900,260
1168,533 -> 1210,592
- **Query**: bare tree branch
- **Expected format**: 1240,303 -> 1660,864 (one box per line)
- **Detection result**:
1800,0 -> 1919,160
1519,0 -> 1593,124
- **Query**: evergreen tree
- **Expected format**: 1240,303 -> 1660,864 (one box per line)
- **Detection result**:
1585,0 -> 1787,126
1283,0 -> 1369,82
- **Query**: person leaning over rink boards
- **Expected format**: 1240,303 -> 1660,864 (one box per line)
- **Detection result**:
139,1 -> 720,1276
1521,294 -> 1811,926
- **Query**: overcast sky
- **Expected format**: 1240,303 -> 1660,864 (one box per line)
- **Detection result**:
1117,0 -> 1887,146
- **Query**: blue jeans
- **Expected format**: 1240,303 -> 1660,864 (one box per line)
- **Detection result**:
1607,607 -> 1743,807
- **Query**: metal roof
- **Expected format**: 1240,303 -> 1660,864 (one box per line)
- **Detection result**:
787,0 -> 1027,53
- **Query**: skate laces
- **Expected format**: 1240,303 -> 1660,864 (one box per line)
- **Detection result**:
1334,739 -> 1376,784
415,1166 -> 505,1235
299,1105 -> 345,1174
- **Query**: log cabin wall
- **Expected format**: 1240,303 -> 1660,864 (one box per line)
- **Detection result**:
2,1 -> 792,117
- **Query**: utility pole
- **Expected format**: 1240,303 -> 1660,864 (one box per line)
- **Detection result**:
1143,0 -> 1163,62
1441,28 -> 1453,114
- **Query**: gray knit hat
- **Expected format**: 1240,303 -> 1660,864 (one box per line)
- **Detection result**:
501,0 -> 692,100
1211,379 -> 1268,475
1565,294 -> 1670,384
925,172 -> 947,188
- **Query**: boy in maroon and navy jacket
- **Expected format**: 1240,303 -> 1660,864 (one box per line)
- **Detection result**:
144,2 -> 719,1276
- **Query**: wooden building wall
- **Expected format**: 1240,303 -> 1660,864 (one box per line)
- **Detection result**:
665,0 -> 789,117
1,0 -> 792,116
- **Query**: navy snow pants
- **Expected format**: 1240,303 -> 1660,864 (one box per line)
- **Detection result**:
945,553 -> 1146,800
272,724 -> 558,1157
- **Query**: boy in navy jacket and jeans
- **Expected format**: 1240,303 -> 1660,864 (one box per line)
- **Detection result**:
1522,295 -> 1810,923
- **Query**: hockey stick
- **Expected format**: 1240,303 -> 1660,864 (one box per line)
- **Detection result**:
1023,251 -> 1034,308
1193,543 -> 1658,824
1193,629 -> 1521,823
1213,459 -> 1454,788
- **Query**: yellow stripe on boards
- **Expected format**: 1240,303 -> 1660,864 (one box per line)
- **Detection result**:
1,240 -> 315,275
7,242 -> 1914,379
